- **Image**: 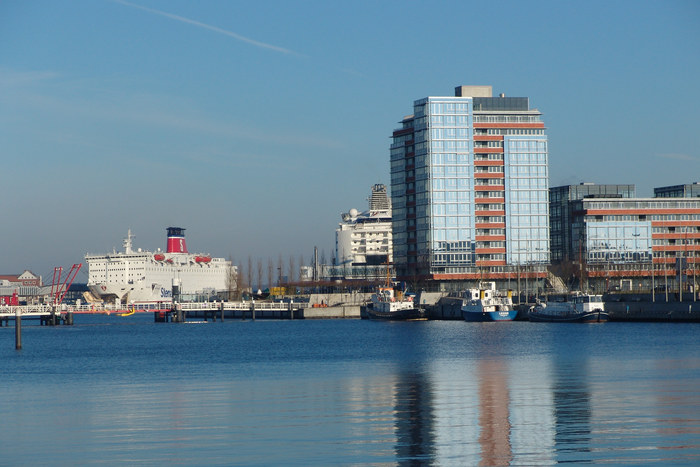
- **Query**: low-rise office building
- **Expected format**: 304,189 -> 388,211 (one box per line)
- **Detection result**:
551,185 -> 700,292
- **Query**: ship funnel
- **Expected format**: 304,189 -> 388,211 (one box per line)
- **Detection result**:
166,227 -> 188,253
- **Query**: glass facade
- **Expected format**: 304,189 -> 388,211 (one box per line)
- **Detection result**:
504,137 -> 550,265
548,184 -> 636,263
586,221 -> 653,263
422,97 -> 476,273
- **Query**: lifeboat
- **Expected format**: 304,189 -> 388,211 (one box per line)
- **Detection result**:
166,258 -> 173,263
195,255 -> 212,263
154,253 -> 165,261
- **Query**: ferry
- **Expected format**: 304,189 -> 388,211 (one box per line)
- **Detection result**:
528,293 -> 608,323
85,227 -> 233,304
461,282 -> 517,322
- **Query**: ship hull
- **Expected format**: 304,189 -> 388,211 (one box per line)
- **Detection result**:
87,282 -> 172,304
528,309 -> 609,323
366,304 -> 427,321
462,309 -> 518,322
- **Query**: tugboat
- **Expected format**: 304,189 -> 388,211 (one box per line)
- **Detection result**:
366,285 -> 425,320
461,282 -> 517,322
528,292 -> 608,323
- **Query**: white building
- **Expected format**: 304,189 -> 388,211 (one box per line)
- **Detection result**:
333,184 -> 393,279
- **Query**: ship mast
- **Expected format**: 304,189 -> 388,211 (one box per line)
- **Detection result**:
123,229 -> 134,254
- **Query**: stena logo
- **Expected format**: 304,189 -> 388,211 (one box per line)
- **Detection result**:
180,239 -> 184,250
161,288 -> 173,298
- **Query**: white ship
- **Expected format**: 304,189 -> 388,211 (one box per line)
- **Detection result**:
85,227 -> 233,304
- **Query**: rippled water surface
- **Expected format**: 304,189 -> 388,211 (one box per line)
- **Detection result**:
2,316 -> 699,465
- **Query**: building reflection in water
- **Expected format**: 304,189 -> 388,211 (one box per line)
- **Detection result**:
392,369 -> 436,465
552,356 -> 592,460
477,359 -> 513,466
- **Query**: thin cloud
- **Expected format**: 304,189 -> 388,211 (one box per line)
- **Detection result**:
112,0 -> 303,56
658,153 -> 700,162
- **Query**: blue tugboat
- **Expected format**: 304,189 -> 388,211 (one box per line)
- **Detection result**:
461,282 -> 517,322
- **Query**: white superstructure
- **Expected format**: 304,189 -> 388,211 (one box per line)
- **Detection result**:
85,227 -> 233,303
336,184 -> 393,268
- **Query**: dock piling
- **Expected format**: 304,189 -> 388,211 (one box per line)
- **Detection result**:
15,309 -> 22,350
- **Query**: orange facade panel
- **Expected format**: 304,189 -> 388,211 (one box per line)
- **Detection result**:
473,135 -> 504,141
475,248 -> 506,254
475,210 -> 506,216
475,235 -> 507,242
653,245 -> 700,252
654,221 -> 700,227
474,160 -> 505,167
473,147 -> 504,154
475,186 -> 504,192
475,260 -> 507,267
475,223 -> 506,229
474,173 -> 505,179
653,233 -> 700,240
475,198 -> 505,204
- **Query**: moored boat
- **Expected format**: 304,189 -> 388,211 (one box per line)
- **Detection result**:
366,286 -> 426,320
85,227 -> 233,304
528,293 -> 608,323
461,282 -> 517,322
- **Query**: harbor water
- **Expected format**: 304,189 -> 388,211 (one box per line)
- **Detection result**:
2,316 -> 699,465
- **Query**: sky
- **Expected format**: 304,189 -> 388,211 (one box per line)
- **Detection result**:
1,0 -> 699,282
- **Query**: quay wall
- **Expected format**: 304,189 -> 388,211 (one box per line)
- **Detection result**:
302,305 -> 361,319
306,293 -> 372,307
605,300 -> 700,322
427,297 -> 463,320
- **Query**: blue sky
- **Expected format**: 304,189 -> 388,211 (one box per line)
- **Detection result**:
1,0 -> 699,280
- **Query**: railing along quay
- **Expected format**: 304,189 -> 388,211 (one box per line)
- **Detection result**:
0,300 -> 305,325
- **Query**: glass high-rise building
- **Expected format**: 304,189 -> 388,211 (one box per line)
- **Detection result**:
390,85 -> 550,286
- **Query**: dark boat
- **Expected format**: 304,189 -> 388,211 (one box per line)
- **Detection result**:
365,286 -> 426,321
528,293 -> 609,323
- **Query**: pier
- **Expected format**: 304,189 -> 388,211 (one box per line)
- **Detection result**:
0,300 -> 360,325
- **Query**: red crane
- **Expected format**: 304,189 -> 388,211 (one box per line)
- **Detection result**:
50,264 -> 82,305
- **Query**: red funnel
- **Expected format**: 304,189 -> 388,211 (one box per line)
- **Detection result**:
166,227 -> 188,253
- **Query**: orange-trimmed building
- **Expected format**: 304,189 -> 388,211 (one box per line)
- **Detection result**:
390,85 -> 549,289
562,193 -> 700,293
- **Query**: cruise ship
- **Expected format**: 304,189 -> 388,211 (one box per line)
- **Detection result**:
85,227 -> 233,304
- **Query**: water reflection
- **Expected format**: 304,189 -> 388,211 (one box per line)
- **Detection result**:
393,369 -> 436,465
552,356 -> 592,460
477,359 -> 512,466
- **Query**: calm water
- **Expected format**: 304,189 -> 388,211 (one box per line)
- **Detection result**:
2,316 -> 699,465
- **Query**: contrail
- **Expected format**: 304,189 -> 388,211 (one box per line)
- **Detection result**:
112,0 -> 302,56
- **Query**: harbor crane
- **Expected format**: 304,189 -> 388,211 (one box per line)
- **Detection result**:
50,263 -> 82,305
